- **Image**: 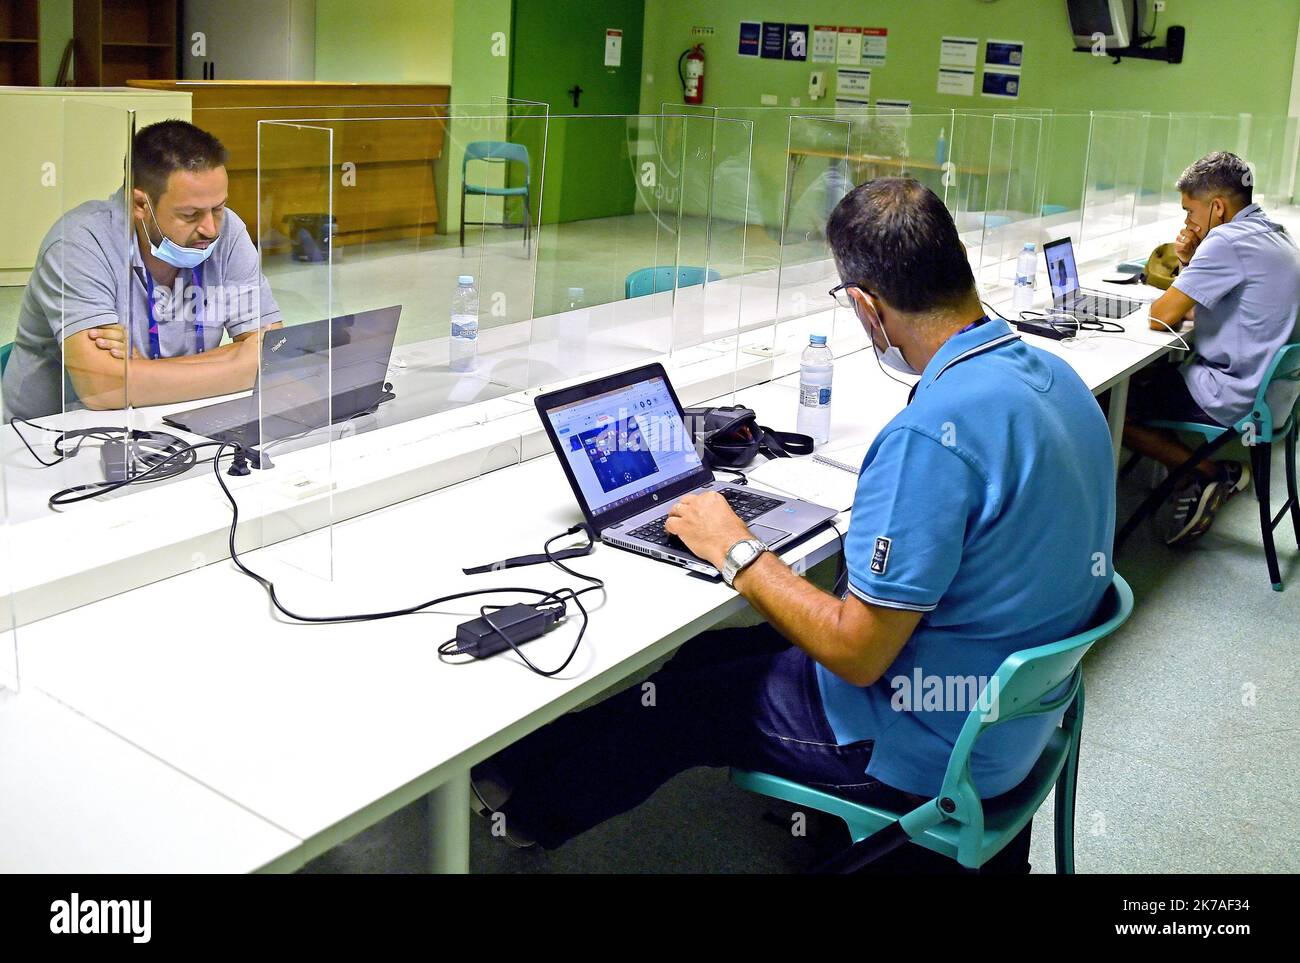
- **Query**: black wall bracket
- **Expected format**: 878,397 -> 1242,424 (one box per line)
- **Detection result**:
1074,25 -> 1185,65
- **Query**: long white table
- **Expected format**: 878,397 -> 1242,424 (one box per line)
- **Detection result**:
5,294 -> 1181,872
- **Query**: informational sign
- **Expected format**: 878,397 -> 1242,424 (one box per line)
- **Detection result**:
785,23 -> 809,61
940,36 -> 979,67
985,39 -> 1025,68
937,66 -> 976,96
605,29 -> 623,67
812,25 -> 838,63
738,20 -> 761,57
761,22 -> 786,59
837,68 -> 871,97
875,99 -> 911,128
982,69 -> 1021,99
836,26 -> 863,65
861,27 -> 888,66
876,98 -> 911,112
835,97 -> 871,116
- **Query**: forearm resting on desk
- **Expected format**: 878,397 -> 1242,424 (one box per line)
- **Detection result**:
66,325 -> 276,410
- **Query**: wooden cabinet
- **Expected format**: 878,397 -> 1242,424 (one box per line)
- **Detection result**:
127,81 -> 452,249
0,0 -> 40,86
74,0 -> 178,86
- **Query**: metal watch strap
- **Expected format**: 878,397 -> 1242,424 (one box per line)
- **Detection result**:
722,538 -> 767,587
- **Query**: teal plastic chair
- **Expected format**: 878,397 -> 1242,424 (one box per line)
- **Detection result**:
733,573 -> 1133,873
0,341 -> 11,375
460,141 -> 531,252
1041,203 -> 1069,216
1117,342 -> 1300,590
624,266 -> 721,300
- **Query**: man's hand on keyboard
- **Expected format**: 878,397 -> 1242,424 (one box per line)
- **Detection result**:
664,492 -> 752,570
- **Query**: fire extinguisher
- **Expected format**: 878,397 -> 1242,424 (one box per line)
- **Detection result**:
679,44 -> 705,105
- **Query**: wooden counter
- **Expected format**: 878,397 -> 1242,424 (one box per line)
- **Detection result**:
126,81 -> 451,249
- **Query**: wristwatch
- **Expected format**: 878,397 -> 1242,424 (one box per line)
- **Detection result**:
722,538 -> 768,587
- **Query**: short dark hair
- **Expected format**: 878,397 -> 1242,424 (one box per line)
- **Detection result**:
826,178 -> 976,315
131,119 -> 228,202
1176,151 -> 1253,206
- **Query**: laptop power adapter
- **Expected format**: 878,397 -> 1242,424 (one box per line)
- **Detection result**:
1014,319 -> 1075,341
453,603 -> 561,659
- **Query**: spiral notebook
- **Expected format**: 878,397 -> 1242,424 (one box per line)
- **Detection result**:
747,441 -> 870,511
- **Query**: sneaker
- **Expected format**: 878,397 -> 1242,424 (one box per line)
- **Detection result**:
1161,475 -> 1227,547
1218,461 -> 1251,499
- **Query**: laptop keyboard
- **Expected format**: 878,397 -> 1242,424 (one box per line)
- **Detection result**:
628,488 -> 784,546
1059,292 -> 1143,319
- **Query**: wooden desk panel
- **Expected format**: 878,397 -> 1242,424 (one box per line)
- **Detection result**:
127,82 -> 450,249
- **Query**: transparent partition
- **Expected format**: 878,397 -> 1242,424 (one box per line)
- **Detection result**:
1237,114 -> 1300,211
1,448 -> 15,694
1076,111 -> 1150,267
967,112 -> 1045,295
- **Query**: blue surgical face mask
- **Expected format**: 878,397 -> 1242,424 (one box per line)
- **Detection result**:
143,195 -> 218,269
861,298 -> 921,378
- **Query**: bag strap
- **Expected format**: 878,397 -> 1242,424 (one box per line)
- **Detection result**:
755,425 -> 814,459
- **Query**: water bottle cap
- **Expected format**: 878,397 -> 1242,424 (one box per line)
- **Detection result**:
809,334 -> 828,346
1022,242 -> 1035,251
458,275 -> 474,285
567,287 -> 584,298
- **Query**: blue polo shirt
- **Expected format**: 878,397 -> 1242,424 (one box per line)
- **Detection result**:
817,318 -> 1115,798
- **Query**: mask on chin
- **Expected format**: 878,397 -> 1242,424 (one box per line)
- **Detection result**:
143,195 -> 218,270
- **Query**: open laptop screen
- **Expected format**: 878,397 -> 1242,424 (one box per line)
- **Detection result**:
1044,238 -> 1082,299
543,373 -> 705,520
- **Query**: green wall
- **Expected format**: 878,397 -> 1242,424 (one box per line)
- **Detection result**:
639,0 -> 1299,116
315,0 -> 455,82
38,0 -> 73,85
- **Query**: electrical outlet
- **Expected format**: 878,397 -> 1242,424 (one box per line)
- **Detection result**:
1154,1 -> 1165,11
790,96 -> 801,107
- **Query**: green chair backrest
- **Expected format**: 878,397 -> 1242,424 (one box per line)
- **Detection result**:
625,266 -> 721,300
935,573 -> 1133,854
1235,341 -> 1300,442
462,141 -> 530,184
0,341 -> 11,376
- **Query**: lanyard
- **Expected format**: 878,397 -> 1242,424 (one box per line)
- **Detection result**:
143,264 -> 205,361
956,315 -> 989,336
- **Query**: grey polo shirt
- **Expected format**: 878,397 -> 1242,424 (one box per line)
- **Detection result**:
2,188 -> 280,421
1172,203 -> 1300,427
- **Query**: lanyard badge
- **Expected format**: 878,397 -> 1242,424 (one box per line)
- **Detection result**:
143,264 -> 206,361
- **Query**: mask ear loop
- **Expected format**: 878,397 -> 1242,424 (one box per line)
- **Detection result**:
857,296 -> 912,388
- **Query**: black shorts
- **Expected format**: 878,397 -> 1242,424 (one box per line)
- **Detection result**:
1128,362 -> 1222,427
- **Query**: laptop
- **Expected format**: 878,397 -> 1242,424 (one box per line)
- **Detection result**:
1043,237 -> 1146,319
535,363 -> 838,577
163,304 -> 402,448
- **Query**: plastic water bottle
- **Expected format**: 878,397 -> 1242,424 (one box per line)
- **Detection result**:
1013,243 -> 1037,314
562,286 -> 589,368
449,275 -> 479,372
797,334 -> 833,446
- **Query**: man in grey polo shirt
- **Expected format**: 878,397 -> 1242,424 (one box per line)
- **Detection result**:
2,119 -> 280,422
1124,151 -> 1300,546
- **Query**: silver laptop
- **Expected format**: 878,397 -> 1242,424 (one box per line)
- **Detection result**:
535,363 -> 838,577
1044,237 -> 1145,319
164,305 -> 401,448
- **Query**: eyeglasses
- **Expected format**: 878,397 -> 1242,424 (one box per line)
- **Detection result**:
827,281 -> 868,310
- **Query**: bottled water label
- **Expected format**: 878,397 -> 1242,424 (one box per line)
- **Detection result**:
800,384 -> 831,407
451,316 -> 477,339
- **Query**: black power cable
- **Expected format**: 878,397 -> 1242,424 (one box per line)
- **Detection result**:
210,443 -> 605,677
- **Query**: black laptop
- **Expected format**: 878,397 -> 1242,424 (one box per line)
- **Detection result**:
163,305 -> 401,447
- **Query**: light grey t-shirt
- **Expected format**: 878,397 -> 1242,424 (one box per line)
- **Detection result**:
2,188 -> 281,421
1172,203 -> 1300,427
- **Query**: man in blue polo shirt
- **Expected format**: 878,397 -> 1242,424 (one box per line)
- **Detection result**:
1124,151 -> 1300,546
471,179 -> 1115,863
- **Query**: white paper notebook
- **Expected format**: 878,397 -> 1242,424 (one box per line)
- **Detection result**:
747,441 -> 870,511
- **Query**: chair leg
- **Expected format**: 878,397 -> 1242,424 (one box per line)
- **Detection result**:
522,193 -> 532,255
1118,449 -> 1143,480
1250,441 -> 1283,590
1054,718 -> 1082,874
459,184 -> 466,250
1286,421 -> 1300,547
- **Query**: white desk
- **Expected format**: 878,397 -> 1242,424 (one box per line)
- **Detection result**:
8,305 -> 1178,873
0,686 -> 301,873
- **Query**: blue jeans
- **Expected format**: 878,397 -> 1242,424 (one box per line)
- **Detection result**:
484,622 -> 924,850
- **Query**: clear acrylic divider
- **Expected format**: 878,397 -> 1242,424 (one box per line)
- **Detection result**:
521,114 -> 687,392
1,449 -> 15,693
1037,111 -> 1095,247
1238,114 -> 1300,211
667,115 -> 756,404
1076,111 -> 1150,268
251,120 -> 337,583
1130,112 -> 1174,255
972,112 -> 1045,297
